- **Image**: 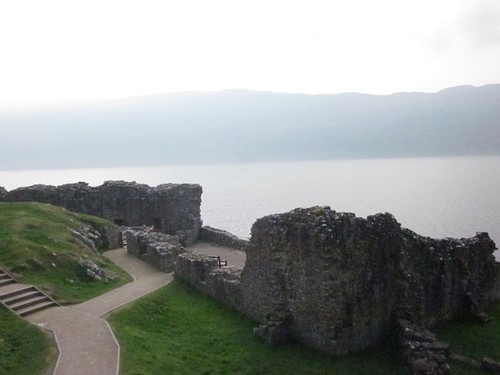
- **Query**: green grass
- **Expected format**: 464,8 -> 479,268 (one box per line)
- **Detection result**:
0,305 -> 56,375
109,279 -> 409,375
438,301 -> 500,374
0,202 -> 131,304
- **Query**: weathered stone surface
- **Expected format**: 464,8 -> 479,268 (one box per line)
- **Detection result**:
239,206 -> 497,356
5,181 -> 202,245
449,353 -> 480,369
199,226 -> 250,250
79,258 -> 104,280
0,186 -> 7,200
126,229 -> 185,272
175,252 -> 242,311
69,221 -> 120,251
253,310 -> 290,346
481,357 -> 500,372
101,224 -> 121,250
493,262 -> 500,301
69,227 -> 99,254
398,320 -> 451,375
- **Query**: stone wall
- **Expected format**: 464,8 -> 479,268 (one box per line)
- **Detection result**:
494,263 -> 500,301
0,186 -> 7,200
239,206 -> 497,356
175,252 -> 242,311
126,229 -> 185,272
198,226 -> 250,250
105,225 -> 122,250
4,181 -> 202,245
76,222 -> 122,251
397,320 -> 451,375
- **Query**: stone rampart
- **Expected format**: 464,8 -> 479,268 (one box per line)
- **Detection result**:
4,181 -> 202,245
126,229 -> 184,272
175,252 -> 242,311
198,226 -> 250,250
239,206 -> 497,356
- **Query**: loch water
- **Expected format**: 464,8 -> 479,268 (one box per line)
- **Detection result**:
1,156 -> 499,260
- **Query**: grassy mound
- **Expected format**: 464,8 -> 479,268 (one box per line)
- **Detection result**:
109,279 -> 408,375
0,305 -> 56,375
0,202 -> 131,304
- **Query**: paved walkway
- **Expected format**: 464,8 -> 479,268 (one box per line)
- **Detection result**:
26,248 -> 173,375
77,249 -> 173,317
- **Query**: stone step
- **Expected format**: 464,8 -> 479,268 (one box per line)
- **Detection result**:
0,278 -> 15,287
3,289 -> 41,306
17,300 -> 57,317
0,286 -> 36,300
10,295 -> 50,311
0,268 -> 58,317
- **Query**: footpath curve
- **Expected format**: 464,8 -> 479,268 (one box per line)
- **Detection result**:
26,248 -> 173,375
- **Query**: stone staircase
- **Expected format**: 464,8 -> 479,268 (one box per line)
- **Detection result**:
0,268 -> 58,317
0,268 -> 16,287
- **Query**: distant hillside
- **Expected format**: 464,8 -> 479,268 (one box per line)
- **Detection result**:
1,84 -> 499,170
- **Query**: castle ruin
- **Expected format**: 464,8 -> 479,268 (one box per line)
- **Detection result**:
2,181 -> 202,245
1,182 -> 498,372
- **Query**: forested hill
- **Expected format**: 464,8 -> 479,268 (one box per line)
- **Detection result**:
1,84 -> 499,170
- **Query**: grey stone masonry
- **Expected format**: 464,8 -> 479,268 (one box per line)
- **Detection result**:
397,320 -> 451,375
494,262 -> 500,301
175,252 -> 242,311
0,186 -> 7,200
240,206 -> 497,356
126,229 -> 185,272
4,181 -> 202,245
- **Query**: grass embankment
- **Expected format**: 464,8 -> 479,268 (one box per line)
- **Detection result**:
0,202 -> 131,304
439,301 -> 500,374
110,279 -> 408,375
0,304 -> 56,375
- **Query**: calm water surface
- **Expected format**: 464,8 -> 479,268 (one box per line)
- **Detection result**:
1,156 -> 499,259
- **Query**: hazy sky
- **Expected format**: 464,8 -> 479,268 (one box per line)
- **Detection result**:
1,0 -> 499,105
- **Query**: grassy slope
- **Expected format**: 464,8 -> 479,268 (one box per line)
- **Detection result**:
109,280 -> 409,375
0,305 -> 56,375
0,202 -> 131,303
439,301 -> 500,374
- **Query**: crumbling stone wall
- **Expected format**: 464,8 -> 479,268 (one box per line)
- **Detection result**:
4,181 -> 202,245
175,252 -> 242,310
0,186 -> 7,200
199,226 -> 250,250
125,229 -> 185,272
494,263 -> 500,301
240,207 -> 497,356
396,320 -> 451,374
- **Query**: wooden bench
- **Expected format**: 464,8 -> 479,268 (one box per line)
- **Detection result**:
217,256 -> 227,268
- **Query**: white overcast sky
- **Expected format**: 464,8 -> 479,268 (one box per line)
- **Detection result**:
1,0 -> 499,105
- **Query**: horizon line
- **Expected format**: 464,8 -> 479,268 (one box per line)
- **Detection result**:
2,83 -> 499,109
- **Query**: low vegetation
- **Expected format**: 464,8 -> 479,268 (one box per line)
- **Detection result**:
2,202 -> 498,375
439,301 -> 500,374
0,202 -> 131,304
109,279 -> 409,375
0,305 -> 56,375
